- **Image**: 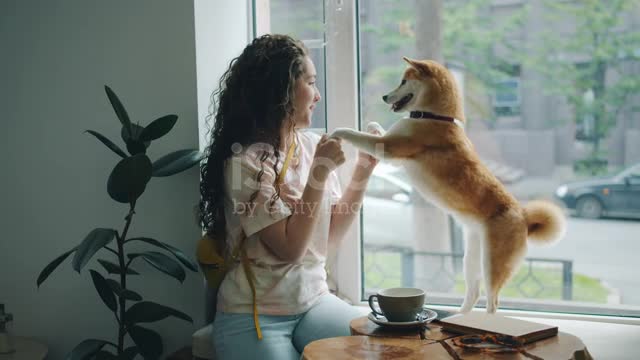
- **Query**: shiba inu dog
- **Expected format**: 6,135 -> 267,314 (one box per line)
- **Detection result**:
331,57 -> 565,313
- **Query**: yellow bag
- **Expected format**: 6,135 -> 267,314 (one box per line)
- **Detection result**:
197,234 -> 262,339
196,137 -> 298,340
196,234 -> 231,294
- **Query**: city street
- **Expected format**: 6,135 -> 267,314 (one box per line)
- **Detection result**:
363,178 -> 640,307
364,210 -> 640,306
526,217 -> 640,306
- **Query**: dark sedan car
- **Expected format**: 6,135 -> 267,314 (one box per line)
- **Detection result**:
555,163 -> 640,219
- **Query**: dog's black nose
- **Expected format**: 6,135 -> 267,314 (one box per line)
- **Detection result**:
382,95 -> 388,102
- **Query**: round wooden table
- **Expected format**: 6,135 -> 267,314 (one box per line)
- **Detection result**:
301,336 -> 448,360
301,316 -> 592,360
349,314 -> 456,341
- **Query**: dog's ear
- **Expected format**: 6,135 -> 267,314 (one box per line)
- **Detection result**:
402,57 -> 432,77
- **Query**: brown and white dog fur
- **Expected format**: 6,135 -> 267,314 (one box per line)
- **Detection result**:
331,57 -> 566,313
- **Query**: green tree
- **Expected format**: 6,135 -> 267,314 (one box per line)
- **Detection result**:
360,0 -> 416,129
443,0 -> 527,124
527,0 -> 640,171
360,0 -> 526,127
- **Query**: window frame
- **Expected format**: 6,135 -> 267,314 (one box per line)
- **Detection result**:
323,0 -> 363,307
252,0 -> 640,324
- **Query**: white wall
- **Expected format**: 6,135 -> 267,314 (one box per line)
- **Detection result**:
1,0 -> 247,358
194,0 -> 250,150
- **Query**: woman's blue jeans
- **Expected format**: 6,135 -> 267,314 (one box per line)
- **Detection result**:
212,293 -> 365,359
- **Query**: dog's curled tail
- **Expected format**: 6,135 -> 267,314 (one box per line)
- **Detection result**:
523,200 -> 566,245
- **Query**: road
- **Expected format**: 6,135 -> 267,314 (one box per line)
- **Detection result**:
526,217 -> 640,306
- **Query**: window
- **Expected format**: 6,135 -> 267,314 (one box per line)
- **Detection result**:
256,0 -> 640,318
494,77 -> 521,116
254,0 -> 328,130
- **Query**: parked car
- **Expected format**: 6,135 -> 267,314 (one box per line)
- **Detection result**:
555,163 -> 640,219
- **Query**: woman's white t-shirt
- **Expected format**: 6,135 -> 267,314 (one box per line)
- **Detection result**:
217,130 -> 342,315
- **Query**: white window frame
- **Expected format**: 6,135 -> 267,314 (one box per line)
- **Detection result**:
251,0 -> 640,325
323,0 -> 362,307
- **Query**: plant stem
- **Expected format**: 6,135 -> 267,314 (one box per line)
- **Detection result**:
124,257 -> 134,272
117,201 -> 136,355
103,246 -> 118,256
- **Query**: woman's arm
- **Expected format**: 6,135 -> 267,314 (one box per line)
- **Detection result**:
258,136 -> 345,263
328,161 -> 375,248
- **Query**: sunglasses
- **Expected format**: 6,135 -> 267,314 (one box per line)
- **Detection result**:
453,334 -> 523,349
450,334 -> 544,360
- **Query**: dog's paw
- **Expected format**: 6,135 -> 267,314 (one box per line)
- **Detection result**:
330,128 -> 353,139
366,122 -> 385,135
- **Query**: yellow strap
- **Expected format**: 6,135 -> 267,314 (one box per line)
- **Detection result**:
241,249 -> 263,340
243,137 -> 296,340
277,136 -> 297,184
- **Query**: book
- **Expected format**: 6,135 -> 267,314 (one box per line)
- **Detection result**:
438,312 -> 558,344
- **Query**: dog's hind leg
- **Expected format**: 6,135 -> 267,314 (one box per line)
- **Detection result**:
484,218 -> 528,313
460,228 -> 483,313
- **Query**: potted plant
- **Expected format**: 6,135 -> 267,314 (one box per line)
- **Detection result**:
36,86 -> 202,359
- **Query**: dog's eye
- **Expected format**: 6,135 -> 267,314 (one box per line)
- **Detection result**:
401,79 -> 407,86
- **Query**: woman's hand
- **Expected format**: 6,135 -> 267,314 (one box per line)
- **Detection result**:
310,135 -> 345,182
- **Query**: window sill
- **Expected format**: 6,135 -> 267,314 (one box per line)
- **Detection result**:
424,293 -> 640,319
354,302 -> 640,325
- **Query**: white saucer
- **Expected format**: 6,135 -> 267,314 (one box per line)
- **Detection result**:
367,308 -> 438,328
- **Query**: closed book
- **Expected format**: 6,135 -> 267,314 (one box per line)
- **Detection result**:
439,312 -> 558,344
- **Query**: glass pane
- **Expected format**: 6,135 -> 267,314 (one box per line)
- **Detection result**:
259,0 -> 327,130
307,46 -> 327,130
269,0 -> 324,40
359,0 -> 640,316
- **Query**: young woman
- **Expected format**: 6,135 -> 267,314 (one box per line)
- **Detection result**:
199,34 -> 378,359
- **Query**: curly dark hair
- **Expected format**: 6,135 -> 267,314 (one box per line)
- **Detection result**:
198,34 -> 309,253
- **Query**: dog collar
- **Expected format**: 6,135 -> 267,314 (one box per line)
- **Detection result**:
409,111 -> 464,129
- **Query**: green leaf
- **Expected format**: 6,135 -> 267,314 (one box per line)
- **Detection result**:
121,124 -> 150,155
121,347 -> 138,360
125,301 -> 193,325
121,123 -> 148,156
97,259 -> 140,275
37,247 -> 76,287
104,86 -> 131,134
128,252 -> 186,282
72,229 -> 116,273
106,279 -> 142,301
139,115 -> 178,142
128,325 -> 163,360
66,339 -> 109,360
90,270 -> 117,312
84,130 -> 128,158
126,237 -> 198,272
152,149 -> 203,177
121,123 -> 144,142
126,141 -> 147,156
107,154 -> 152,204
